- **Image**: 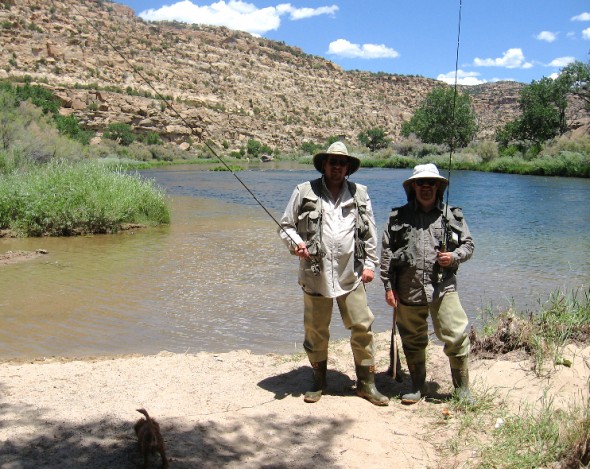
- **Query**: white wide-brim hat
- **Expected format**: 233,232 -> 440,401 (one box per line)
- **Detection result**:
402,163 -> 448,196
313,141 -> 361,175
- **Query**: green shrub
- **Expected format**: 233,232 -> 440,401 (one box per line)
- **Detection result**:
103,122 -> 135,146
0,160 -> 170,236
54,114 -> 93,145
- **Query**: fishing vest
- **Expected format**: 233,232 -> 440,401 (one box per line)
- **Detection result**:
296,178 -> 370,264
386,203 -> 466,277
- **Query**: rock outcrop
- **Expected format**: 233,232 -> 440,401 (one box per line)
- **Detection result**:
0,0 -> 585,151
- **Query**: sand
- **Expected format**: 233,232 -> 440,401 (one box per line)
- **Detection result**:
0,331 -> 588,468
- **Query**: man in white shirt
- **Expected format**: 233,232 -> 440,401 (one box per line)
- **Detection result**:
278,141 -> 388,406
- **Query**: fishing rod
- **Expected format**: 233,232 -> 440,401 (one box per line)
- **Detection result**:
390,0 -> 464,378
68,1 -> 298,244
445,0 -> 463,214
438,0 -> 463,272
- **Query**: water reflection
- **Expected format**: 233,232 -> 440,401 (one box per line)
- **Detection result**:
0,168 -> 588,359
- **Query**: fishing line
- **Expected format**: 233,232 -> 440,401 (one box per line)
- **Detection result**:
68,1 -> 297,243
445,0 -> 463,213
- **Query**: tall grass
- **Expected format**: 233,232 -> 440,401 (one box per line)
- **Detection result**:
0,160 -> 170,236
471,288 -> 590,376
439,288 -> 590,467
478,393 -> 589,468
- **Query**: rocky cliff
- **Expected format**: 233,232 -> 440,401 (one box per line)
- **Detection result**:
0,0 -> 551,151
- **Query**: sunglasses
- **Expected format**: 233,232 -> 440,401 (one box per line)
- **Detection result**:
327,158 -> 349,167
415,178 -> 438,187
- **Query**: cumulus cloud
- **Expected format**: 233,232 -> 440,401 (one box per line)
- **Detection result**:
584,27 -> 590,40
327,39 -> 399,59
536,31 -> 557,42
571,12 -> 590,21
547,56 -> 576,67
437,69 -> 486,86
473,48 -> 533,69
138,0 -> 338,36
276,4 -> 338,20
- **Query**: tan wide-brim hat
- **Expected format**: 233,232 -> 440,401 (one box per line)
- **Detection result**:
313,141 -> 361,175
402,163 -> 448,196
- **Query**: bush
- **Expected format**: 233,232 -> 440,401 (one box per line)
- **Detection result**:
103,122 -> 135,146
464,140 -> 498,162
54,114 -> 93,145
144,131 -> 163,145
0,160 -> 170,236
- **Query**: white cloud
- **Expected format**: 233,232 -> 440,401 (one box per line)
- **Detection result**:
547,56 -> 576,67
536,31 -> 557,42
584,27 -> 590,40
548,72 -> 560,80
138,1 -> 338,36
277,4 -> 338,20
327,39 -> 399,59
437,69 -> 486,86
473,48 -> 533,69
571,12 -> 590,21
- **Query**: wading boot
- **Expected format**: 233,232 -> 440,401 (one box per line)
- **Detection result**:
401,362 -> 426,404
451,367 -> 475,405
304,360 -> 327,403
355,365 -> 389,406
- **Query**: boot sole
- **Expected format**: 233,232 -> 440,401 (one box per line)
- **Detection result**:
357,391 -> 389,406
401,397 -> 421,405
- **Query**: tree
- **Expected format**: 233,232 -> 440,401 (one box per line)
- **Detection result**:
246,138 -> 262,157
55,114 -> 92,145
401,86 -> 477,149
357,127 -> 391,152
103,122 -> 135,146
557,59 -> 590,110
496,76 -> 569,148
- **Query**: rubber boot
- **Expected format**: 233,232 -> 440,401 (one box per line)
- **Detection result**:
304,360 -> 327,403
401,362 -> 426,404
451,367 -> 475,405
355,365 -> 389,406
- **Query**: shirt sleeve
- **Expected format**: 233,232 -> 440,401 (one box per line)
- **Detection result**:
277,186 -> 304,252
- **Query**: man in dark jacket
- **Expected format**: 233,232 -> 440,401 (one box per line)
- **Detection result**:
380,163 -> 474,404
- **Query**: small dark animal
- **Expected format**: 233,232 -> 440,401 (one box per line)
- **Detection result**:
134,408 -> 168,468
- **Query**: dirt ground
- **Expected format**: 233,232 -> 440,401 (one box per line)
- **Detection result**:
0,331 -> 588,469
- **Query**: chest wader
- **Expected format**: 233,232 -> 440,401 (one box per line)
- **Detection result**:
386,205 -> 470,405
299,179 -> 387,405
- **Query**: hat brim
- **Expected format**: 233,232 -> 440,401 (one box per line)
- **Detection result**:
313,152 -> 361,175
402,174 -> 448,197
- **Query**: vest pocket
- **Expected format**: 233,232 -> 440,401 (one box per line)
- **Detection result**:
297,210 -> 320,235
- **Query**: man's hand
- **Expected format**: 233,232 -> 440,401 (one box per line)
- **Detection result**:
295,242 -> 310,259
437,250 -> 454,267
385,289 -> 398,308
361,269 -> 374,283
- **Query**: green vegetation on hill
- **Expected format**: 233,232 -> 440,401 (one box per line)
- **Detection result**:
0,75 -> 588,238
0,82 -> 170,237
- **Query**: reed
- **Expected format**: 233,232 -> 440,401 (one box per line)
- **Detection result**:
0,160 -> 170,236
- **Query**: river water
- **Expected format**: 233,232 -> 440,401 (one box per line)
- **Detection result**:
0,165 -> 588,359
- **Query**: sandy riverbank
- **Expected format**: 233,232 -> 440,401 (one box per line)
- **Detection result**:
0,331 -> 588,468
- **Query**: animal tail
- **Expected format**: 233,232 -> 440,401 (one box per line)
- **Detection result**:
136,408 -> 150,420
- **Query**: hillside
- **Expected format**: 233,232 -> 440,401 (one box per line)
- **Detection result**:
0,0 -> 548,152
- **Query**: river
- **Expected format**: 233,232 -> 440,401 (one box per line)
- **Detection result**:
0,165 -> 588,359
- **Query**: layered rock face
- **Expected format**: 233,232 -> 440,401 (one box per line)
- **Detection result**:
0,0 -> 580,151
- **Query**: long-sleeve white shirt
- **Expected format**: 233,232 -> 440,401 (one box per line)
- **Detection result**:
278,177 -> 379,298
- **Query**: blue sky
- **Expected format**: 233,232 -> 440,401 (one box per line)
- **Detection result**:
114,0 -> 590,85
